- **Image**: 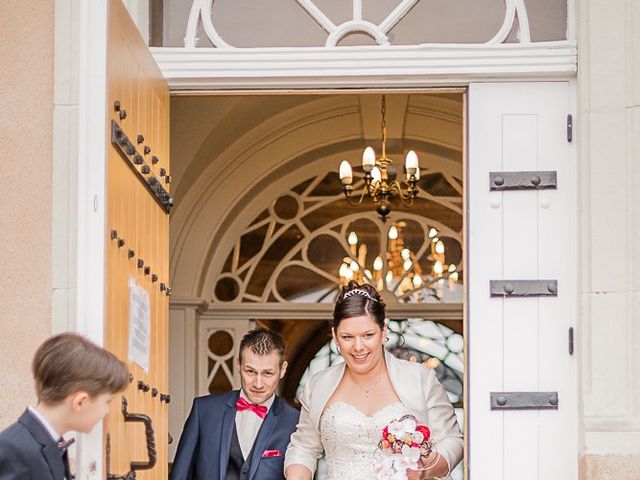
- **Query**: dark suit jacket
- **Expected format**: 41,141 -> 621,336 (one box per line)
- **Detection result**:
170,391 -> 299,480
0,409 -> 65,480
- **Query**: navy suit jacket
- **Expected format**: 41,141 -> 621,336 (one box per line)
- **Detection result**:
0,409 -> 65,480
170,391 -> 299,480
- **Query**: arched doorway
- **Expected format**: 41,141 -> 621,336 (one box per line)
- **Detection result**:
168,93 -> 464,478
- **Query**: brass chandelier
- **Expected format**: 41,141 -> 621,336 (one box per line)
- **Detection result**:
339,95 -> 420,219
338,222 -> 459,301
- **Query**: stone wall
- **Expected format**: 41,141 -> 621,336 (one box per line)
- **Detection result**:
0,1 -> 54,429
578,0 -> 640,475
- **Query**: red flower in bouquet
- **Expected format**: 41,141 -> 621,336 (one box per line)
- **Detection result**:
415,425 -> 430,442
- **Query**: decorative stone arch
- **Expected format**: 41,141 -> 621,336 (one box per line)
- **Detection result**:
204,175 -> 463,305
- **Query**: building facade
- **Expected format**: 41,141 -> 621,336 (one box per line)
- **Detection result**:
0,0 -> 639,478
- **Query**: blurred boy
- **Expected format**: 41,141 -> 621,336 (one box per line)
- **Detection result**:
0,332 -> 129,479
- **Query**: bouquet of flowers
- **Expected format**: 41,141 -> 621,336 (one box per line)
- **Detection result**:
372,414 -> 434,480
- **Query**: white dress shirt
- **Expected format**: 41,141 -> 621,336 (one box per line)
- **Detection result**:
235,390 -> 275,459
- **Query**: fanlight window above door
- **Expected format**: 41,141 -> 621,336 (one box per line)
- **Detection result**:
176,0 -> 568,48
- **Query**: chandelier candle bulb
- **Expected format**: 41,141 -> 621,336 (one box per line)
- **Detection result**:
362,147 -> 376,171
434,261 -> 444,275
388,225 -> 398,240
435,240 -> 445,255
339,161 -> 353,185
428,228 -> 438,238
338,263 -> 349,280
348,231 -> 358,255
373,256 -> 384,272
371,166 -> 382,184
405,150 -> 418,175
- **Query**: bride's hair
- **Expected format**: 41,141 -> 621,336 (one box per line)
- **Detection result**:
332,281 -> 386,331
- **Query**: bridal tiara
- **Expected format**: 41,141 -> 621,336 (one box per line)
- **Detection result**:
342,288 -> 378,302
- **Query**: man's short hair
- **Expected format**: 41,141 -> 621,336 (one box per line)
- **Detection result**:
239,328 -> 286,365
32,333 -> 130,404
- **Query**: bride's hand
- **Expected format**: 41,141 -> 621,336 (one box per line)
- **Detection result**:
406,451 -> 437,479
405,468 -> 424,480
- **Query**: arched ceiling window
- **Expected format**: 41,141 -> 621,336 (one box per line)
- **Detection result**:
213,168 -> 462,305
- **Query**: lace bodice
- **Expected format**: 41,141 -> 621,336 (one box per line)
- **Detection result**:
320,402 -> 412,480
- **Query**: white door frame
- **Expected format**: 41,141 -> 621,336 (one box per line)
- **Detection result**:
68,3 -> 578,477
151,42 -> 577,93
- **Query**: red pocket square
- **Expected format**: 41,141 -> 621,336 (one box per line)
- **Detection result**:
261,449 -> 282,458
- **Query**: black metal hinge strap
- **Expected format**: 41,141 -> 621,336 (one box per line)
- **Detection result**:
490,391 -> 559,410
490,280 -> 558,297
111,120 -> 172,214
489,171 -> 557,191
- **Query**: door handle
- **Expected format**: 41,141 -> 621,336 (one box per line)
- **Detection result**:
106,396 -> 157,479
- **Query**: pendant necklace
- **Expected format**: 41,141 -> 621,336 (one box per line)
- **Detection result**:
351,372 -> 383,398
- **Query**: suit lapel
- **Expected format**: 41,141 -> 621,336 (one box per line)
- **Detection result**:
19,410 -> 65,480
247,396 -> 280,480
42,443 -> 66,480
219,391 -> 240,480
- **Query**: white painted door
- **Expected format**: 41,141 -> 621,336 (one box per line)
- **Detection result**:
468,82 -> 577,479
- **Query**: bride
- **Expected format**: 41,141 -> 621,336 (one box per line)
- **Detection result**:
284,281 -> 463,480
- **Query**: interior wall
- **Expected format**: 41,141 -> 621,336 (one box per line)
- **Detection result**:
0,0 -> 54,428
578,0 -> 640,475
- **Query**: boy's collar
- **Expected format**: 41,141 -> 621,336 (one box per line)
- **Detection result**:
28,406 -> 63,441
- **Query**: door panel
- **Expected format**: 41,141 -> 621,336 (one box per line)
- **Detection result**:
105,0 -> 170,478
468,82 -> 577,479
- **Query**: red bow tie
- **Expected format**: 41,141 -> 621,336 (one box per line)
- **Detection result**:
236,396 -> 268,419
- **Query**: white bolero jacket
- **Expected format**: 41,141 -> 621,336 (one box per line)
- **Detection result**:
284,350 -> 463,477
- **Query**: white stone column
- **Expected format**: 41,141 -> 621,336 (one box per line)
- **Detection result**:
578,0 -> 640,475
168,299 -> 203,460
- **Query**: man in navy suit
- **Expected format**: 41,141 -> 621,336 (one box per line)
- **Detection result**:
0,333 -> 129,480
170,328 -> 300,480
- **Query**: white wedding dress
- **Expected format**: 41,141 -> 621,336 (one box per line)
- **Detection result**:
320,401 -> 412,479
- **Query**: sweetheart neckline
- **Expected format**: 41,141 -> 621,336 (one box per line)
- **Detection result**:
322,401 -> 403,418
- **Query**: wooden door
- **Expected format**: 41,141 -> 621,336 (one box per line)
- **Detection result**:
104,0 -> 171,478
468,82 -> 578,479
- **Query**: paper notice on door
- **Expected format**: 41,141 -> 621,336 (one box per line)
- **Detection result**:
128,276 -> 151,372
